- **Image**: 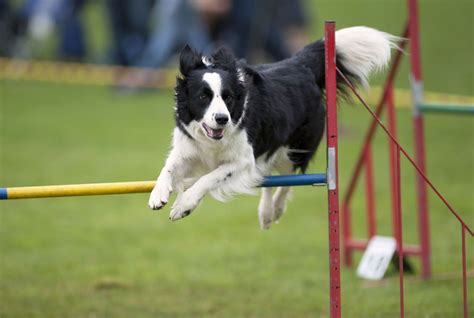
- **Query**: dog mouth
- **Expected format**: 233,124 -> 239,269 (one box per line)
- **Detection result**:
202,123 -> 225,140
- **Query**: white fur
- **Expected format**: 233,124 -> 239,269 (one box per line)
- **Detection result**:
202,72 -> 230,129
237,67 -> 245,82
258,188 -> 274,229
149,118 -> 262,220
336,26 -> 400,87
271,151 -> 294,223
201,56 -> 213,67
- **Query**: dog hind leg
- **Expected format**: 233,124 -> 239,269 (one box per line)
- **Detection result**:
258,187 -> 274,230
272,186 -> 291,223
272,153 -> 295,223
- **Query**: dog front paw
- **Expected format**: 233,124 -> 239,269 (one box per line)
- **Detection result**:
169,191 -> 201,221
148,180 -> 173,210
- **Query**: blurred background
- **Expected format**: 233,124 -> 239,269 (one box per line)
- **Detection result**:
0,0 -> 309,63
0,0 -> 473,317
1,0 -> 312,88
0,0 -> 472,94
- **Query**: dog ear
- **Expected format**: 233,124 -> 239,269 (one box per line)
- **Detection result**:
211,46 -> 236,71
179,45 -> 204,77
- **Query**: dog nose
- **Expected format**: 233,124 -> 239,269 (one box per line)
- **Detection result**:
215,113 -> 229,125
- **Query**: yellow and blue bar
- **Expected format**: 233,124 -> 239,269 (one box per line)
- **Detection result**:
0,174 -> 327,200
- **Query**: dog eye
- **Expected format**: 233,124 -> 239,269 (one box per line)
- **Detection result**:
200,94 -> 209,101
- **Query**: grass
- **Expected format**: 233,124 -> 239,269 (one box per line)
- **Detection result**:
0,80 -> 472,317
1,0 -> 473,317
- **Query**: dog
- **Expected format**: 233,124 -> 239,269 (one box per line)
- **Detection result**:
148,26 -> 399,229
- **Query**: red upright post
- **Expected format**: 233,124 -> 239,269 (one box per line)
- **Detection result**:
407,0 -> 431,279
325,21 -> 341,318
461,225 -> 468,318
364,145 -> 377,238
386,84 -> 400,239
394,144 -> 405,318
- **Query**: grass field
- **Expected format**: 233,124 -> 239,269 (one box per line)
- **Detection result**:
1,0 -> 473,317
1,82 -> 472,317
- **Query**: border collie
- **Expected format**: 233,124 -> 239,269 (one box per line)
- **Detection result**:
148,26 -> 399,229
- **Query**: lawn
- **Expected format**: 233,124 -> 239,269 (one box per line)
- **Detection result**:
1,79 -> 472,317
1,0 -> 473,317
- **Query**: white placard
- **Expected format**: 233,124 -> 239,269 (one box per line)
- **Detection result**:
357,236 -> 397,280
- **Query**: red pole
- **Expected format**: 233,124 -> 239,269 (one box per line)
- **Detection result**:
364,145 -> 376,238
386,84 -> 400,239
325,21 -> 341,318
461,225 -> 468,318
394,145 -> 405,318
407,0 -> 431,279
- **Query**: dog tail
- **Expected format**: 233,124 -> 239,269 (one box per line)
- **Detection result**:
296,26 -> 401,94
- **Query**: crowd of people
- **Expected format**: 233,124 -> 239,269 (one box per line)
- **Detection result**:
1,0 -> 311,62
1,0 -> 311,86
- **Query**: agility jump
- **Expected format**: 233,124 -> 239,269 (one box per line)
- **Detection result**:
340,0 -> 472,317
0,174 -> 328,200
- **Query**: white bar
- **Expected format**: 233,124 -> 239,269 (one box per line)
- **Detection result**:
410,75 -> 424,116
328,147 -> 337,190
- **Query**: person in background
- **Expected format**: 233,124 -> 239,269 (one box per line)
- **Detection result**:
117,0 -> 308,88
134,0 -> 217,69
0,0 -> 25,57
133,0 -> 307,67
217,0 -> 290,62
105,0 -> 155,66
274,0 -> 309,54
115,0 -> 229,88
56,0 -> 86,61
4,0 -> 87,60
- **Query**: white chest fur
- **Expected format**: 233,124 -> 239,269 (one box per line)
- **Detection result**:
175,125 -> 254,171
170,126 -> 262,201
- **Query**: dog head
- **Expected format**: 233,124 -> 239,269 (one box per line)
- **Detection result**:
175,45 -> 247,142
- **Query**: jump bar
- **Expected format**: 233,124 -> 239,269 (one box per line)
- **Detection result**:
0,173 -> 327,200
418,102 -> 474,115
260,173 -> 327,187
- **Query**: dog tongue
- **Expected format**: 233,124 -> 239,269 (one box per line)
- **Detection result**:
203,123 -> 224,139
210,128 -> 224,138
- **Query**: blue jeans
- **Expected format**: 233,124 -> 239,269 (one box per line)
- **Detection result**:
106,0 -> 154,66
135,0 -> 211,68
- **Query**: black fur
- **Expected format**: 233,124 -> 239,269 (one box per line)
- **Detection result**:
176,48 -> 246,127
175,39 -> 357,172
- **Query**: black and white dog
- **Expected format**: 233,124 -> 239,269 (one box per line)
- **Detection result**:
148,26 -> 398,229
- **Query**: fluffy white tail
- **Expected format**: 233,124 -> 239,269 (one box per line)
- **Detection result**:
336,26 -> 401,87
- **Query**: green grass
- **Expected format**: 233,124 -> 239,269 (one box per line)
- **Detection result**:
1,1 -> 473,317
0,80 -> 472,317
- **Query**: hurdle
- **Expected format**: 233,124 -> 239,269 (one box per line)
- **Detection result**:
339,0 -> 472,316
342,0 -> 474,280
0,174 -> 328,200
